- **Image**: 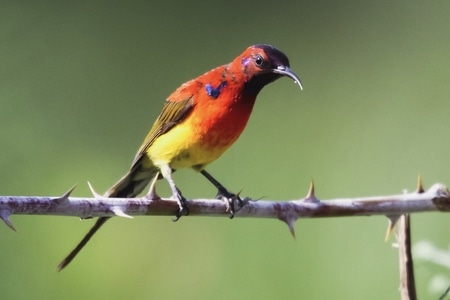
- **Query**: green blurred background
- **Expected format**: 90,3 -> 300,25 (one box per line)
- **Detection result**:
1,1 -> 450,299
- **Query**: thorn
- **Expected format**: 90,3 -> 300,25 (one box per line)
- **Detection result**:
88,181 -> 105,199
51,184 -> 77,205
288,223 -> 296,239
304,180 -> 319,203
110,206 -> 133,219
385,214 -> 401,242
416,174 -> 424,193
0,210 -> 17,232
280,216 -> 297,239
146,173 -> 161,200
287,219 -> 296,239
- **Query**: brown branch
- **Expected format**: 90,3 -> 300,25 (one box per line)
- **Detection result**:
0,182 -> 449,236
396,214 -> 417,300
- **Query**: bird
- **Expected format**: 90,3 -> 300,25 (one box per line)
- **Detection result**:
57,44 -> 302,271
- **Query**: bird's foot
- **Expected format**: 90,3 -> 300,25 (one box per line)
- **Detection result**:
172,189 -> 189,222
216,188 -> 249,219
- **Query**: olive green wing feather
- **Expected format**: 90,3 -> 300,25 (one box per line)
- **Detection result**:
105,96 -> 195,198
135,96 -> 195,158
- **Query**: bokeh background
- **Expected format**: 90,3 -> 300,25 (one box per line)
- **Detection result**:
1,1 -> 450,299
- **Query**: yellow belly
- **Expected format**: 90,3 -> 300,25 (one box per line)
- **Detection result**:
145,122 -> 229,171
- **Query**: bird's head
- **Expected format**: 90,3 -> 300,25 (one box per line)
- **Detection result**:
238,44 -> 303,94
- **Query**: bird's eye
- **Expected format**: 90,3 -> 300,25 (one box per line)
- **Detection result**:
254,54 -> 265,67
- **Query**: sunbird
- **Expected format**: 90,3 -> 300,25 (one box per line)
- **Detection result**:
58,44 -> 302,270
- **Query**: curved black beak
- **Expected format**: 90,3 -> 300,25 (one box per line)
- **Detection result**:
273,66 -> 303,90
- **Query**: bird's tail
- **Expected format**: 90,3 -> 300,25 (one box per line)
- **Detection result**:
104,156 -> 158,199
57,156 -> 158,271
57,216 -> 109,271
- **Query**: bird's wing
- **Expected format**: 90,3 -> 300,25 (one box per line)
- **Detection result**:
131,95 -> 195,167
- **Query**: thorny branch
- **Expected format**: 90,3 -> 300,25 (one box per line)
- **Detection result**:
0,180 -> 449,237
1,179 -> 449,298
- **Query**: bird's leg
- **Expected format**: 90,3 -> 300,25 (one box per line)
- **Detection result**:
200,169 -> 234,198
200,170 -> 245,218
146,172 -> 161,200
160,165 -> 189,221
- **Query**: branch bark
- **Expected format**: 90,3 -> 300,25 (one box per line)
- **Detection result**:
0,182 -> 449,235
396,214 -> 417,300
